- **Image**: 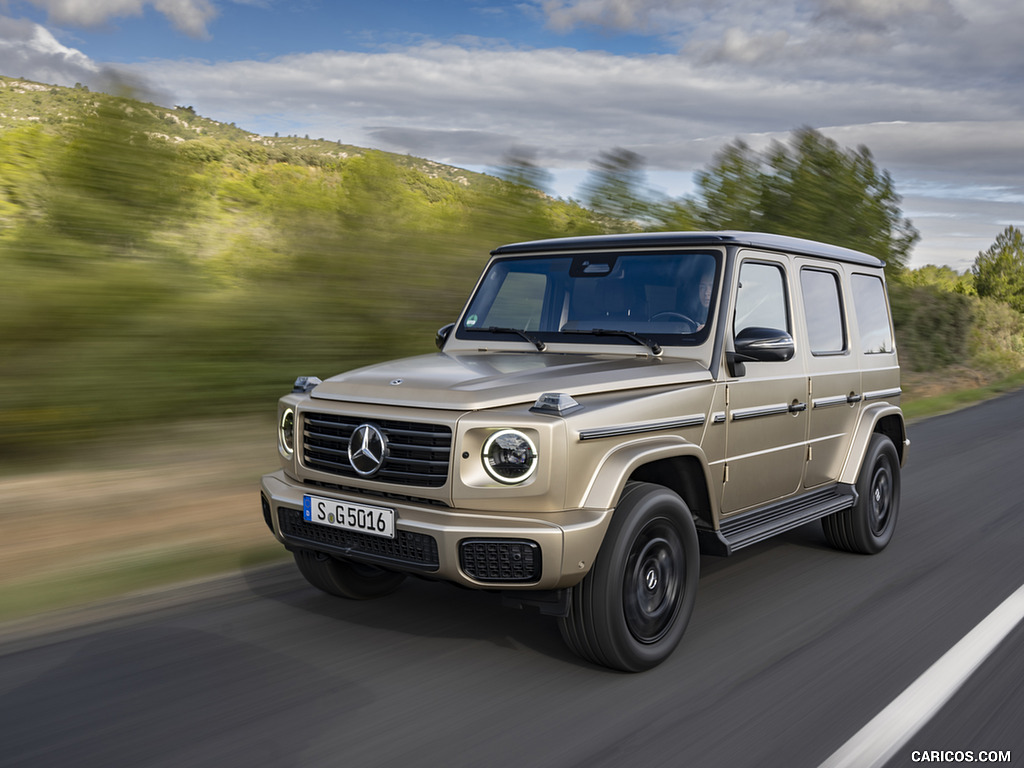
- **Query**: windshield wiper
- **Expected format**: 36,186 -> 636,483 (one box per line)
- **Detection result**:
562,328 -> 662,356
464,326 -> 546,351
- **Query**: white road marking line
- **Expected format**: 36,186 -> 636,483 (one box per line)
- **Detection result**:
820,583 -> 1024,768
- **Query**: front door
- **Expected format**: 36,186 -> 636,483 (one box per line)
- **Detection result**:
722,255 -> 808,514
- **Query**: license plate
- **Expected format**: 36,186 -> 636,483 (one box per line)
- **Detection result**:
303,495 -> 395,539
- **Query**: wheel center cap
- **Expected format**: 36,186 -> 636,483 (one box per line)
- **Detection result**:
645,568 -> 659,591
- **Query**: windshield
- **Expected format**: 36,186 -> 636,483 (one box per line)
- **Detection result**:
457,250 -> 721,349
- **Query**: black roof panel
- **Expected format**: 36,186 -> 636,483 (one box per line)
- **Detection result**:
491,230 -> 885,268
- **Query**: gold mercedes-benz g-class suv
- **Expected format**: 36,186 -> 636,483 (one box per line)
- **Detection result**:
260,231 -> 907,671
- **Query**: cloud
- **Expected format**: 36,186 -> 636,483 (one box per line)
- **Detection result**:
813,0 -> 964,31
534,0 -> 1017,86
24,0 -> 218,38
822,121 -> 1024,193
0,15 -> 98,82
365,127 -> 522,164
539,0 -> 683,32
689,27 -> 791,65
536,0 -> 965,34
0,15 -> 172,101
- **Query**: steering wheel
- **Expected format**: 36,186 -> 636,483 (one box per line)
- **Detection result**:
651,311 -> 699,333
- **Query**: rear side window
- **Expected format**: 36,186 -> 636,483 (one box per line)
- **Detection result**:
800,268 -> 845,355
850,274 -> 894,354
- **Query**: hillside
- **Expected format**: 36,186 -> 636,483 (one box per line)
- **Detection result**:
0,75 -> 484,186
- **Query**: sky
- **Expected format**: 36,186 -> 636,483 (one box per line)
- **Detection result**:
1,0 -> 1022,270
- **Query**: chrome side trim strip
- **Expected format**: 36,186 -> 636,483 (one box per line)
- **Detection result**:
579,414 -> 706,441
864,387 -> 902,401
813,395 -> 851,409
731,403 -> 790,421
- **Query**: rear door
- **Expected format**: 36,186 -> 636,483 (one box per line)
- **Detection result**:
850,271 -> 902,409
798,262 -> 862,489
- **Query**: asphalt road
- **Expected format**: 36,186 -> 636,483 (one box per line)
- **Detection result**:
2,389 -> 1023,768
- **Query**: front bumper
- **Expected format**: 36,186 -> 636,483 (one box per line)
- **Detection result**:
260,470 -> 610,590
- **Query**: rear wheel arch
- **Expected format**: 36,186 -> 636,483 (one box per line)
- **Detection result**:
874,413 -> 906,464
823,432 -> 901,554
840,404 -> 906,484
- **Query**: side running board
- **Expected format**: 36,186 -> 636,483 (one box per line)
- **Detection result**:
698,485 -> 857,556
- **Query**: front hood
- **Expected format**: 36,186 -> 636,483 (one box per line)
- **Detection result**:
310,352 -> 711,410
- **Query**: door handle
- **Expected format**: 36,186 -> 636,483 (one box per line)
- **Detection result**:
847,393 -> 863,404
789,401 -> 807,413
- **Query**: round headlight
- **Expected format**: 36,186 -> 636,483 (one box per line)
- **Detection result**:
279,408 -> 296,456
482,429 -> 538,484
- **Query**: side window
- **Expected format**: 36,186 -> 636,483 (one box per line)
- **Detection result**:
850,274 -> 894,354
800,268 -> 846,355
734,261 -> 790,336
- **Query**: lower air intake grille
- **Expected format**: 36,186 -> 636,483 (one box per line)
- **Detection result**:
278,507 -> 438,571
459,539 -> 541,583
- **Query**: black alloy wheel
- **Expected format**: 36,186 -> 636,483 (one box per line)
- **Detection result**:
559,482 -> 700,672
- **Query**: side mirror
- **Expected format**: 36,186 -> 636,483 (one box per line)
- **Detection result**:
732,326 -> 795,364
435,322 -> 455,350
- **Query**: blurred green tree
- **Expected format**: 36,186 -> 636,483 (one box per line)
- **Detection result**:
905,264 -> 974,294
0,125 -> 53,228
40,99 -> 194,260
494,148 -> 553,194
690,140 -> 761,231
684,127 -> 919,275
476,149 -> 566,244
581,147 -> 652,228
972,226 -> 1024,313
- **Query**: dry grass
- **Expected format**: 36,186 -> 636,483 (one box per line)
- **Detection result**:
900,365 -> 1001,400
0,417 -> 283,619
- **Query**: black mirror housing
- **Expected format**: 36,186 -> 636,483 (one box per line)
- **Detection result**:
435,322 -> 455,350
733,326 -> 795,363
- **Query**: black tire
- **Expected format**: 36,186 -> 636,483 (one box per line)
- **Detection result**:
559,482 -> 700,672
293,548 -> 406,599
822,433 -> 900,554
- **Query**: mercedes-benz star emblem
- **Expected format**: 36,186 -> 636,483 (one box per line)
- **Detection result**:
348,424 -> 388,477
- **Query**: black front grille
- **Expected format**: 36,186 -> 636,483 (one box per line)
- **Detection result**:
302,412 -> 451,488
459,539 -> 541,583
278,507 -> 439,571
